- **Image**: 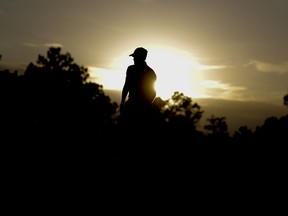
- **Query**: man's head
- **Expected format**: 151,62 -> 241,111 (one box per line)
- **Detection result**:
129,47 -> 148,60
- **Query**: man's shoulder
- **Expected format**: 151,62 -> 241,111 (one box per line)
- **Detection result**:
146,65 -> 154,71
146,65 -> 156,77
127,65 -> 135,70
126,65 -> 135,74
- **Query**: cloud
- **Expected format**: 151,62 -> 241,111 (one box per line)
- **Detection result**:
110,26 -> 127,33
135,0 -> 155,3
196,64 -> 230,71
23,43 -> 63,48
199,80 -> 247,100
0,62 -> 27,74
87,66 -> 125,90
44,43 -> 63,48
245,60 -> 288,74
200,80 -> 246,91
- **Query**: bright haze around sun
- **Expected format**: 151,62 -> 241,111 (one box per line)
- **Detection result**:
1,0 -> 288,132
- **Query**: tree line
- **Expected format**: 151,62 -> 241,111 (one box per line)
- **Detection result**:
1,47 -> 287,173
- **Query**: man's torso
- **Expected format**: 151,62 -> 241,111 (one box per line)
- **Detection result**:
126,63 -> 156,104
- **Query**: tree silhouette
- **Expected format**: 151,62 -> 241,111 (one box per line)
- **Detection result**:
25,47 -> 88,85
204,115 -> 230,145
19,47 -> 118,145
160,91 -> 203,131
254,115 -> 287,145
204,115 -> 228,135
233,126 -> 253,145
151,91 -> 205,150
284,94 -> 288,107
2,47 -> 288,176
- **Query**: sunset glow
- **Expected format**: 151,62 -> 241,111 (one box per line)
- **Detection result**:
147,45 -> 206,100
1,0 -> 287,134
88,44 -> 250,101
89,45 -> 212,100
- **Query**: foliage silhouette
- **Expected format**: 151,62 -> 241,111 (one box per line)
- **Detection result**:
151,92 -> 204,143
1,48 -> 288,178
19,47 -> 118,144
204,115 -> 230,145
233,126 -> 254,144
284,93 -> 288,107
0,48 -> 119,177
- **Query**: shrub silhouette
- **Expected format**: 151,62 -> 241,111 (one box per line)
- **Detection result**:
1,48 -> 288,176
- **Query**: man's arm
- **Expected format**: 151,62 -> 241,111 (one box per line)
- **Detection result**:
121,83 -> 128,105
120,67 -> 130,112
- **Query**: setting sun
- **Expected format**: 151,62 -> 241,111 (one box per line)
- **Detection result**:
2,0 -> 287,140
89,45 -> 210,100
146,45 -> 207,100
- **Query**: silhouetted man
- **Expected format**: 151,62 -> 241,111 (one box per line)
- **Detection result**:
120,47 -> 157,126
